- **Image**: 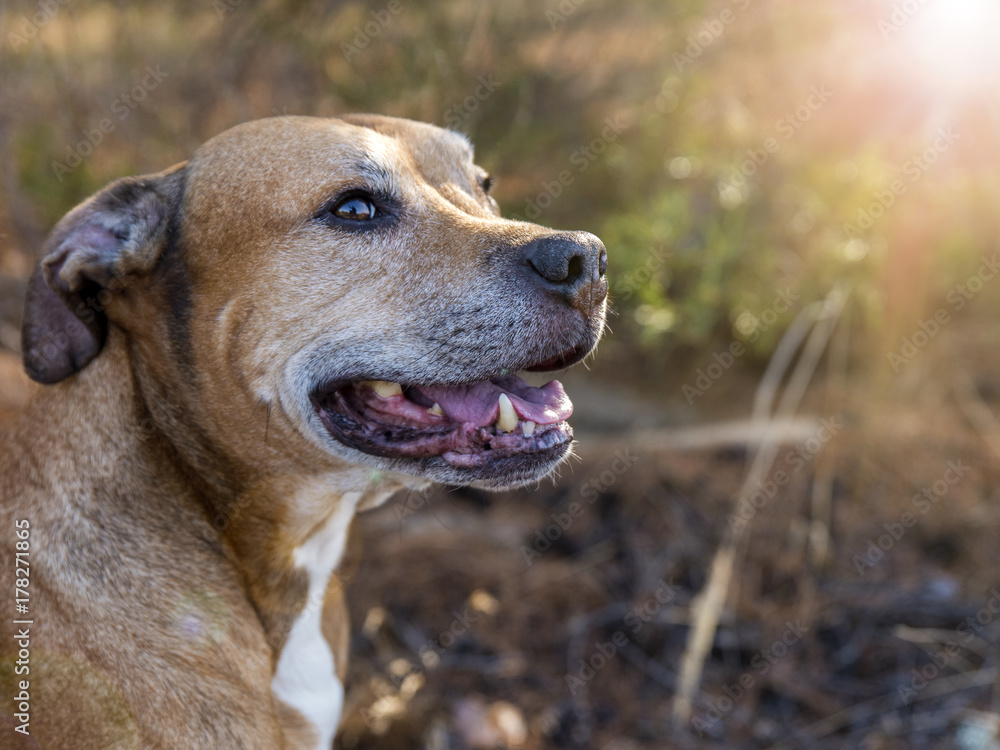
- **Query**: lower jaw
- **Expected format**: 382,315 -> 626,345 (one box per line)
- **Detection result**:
389,443 -> 574,489
315,410 -> 574,486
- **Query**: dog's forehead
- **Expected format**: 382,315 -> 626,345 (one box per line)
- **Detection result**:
340,113 -> 478,183
186,116 -> 478,209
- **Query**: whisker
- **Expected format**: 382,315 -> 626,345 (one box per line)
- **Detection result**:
244,398 -> 264,431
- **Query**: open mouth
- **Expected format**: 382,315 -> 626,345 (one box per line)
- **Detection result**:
311,373 -> 575,471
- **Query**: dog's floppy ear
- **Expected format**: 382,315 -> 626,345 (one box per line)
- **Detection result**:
22,164 -> 187,384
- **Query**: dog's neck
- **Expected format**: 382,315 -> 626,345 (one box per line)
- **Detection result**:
13,330 -> 193,516
13,327 -> 396,745
18,327 -> 401,651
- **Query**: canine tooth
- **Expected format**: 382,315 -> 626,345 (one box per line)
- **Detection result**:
523,420 -> 536,437
362,380 -> 403,398
496,394 -> 517,433
429,403 -> 444,417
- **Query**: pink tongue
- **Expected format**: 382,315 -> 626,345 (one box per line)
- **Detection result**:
416,376 -> 572,427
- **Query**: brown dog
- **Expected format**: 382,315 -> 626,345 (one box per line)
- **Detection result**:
0,115 -> 607,749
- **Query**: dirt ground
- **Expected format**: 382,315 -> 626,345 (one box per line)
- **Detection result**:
330,314 -> 995,749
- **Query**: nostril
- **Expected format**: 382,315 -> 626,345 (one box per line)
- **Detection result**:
528,254 -> 563,283
566,254 -> 583,284
528,237 -> 581,284
598,248 -> 607,277
525,234 -> 603,291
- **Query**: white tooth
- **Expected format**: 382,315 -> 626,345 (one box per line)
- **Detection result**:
362,380 -> 403,398
523,420 -> 536,437
429,403 -> 444,417
496,394 -> 518,433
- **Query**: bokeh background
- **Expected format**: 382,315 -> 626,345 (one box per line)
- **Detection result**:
2,0 -> 1000,747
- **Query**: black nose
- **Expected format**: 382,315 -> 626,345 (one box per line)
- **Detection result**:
524,232 -> 608,308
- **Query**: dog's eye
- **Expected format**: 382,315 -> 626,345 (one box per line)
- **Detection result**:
332,197 -> 377,221
481,175 -> 495,193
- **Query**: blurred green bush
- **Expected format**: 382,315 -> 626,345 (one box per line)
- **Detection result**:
2,0 -> 997,368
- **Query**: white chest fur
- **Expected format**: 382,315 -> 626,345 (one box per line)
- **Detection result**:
271,490 -> 362,749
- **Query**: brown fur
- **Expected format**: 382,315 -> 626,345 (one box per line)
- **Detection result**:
0,115 -> 606,748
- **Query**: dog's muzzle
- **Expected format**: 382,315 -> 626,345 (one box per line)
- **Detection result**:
310,230 -> 608,485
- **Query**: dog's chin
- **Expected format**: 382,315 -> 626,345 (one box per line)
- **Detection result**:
350,441 -> 574,491
308,345 -> 590,490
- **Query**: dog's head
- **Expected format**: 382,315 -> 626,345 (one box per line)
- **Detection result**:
22,115 -> 607,490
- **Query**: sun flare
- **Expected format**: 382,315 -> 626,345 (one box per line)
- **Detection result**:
895,0 -> 1000,90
